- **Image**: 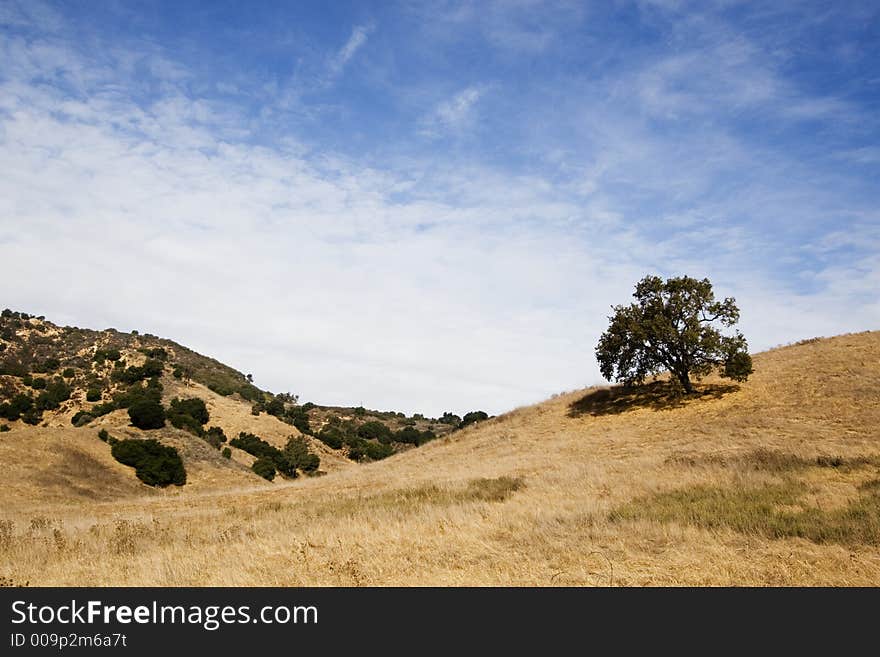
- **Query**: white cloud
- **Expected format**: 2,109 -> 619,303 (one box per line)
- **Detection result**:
420,86 -> 484,137
328,23 -> 373,77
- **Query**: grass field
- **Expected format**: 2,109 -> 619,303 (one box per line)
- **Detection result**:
1,331 -> 878,586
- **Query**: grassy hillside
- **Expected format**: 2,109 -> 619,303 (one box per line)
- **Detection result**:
0,310 -> 474,495
0,327 -> 877,585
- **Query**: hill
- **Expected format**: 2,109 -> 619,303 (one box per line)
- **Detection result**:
0,311 -> 482,502
0,317 -> 878,585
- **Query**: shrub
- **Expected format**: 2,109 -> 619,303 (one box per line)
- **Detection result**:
34,379 -> 71,410
395,426 -> 435,446
128,400 -> 166,430
251,457 -> 276,481
207,382 -> 234,396
111,438 -> 186,486
112,359 -> 164,384
93,348 -> 121,364
0,424 -> 9,432
204,426 -> 227,449
284,406 -> 312,435
461,411 -> 489,428
317,426 -> 344,450
21,407 -> 43,425
221,447 -> 231,459
364,441 -> 393,461
264,397 -> 285,417
29,377 -> 48,390
138,347 -> 168,360
439,412 -> 462,426
0,393 -> 34,421
86,388 -> 102,402
347,439 -> 367,462
357,421 -> 393,444
283,436 -> 320,473
90,402 -> 117,417
35,357 -> 60,373
113,378 -> 162,408
167,397 -> 209,436
71,411 -> 94,427
98,428 -> 110,442
62,367 -> 75,379
230,432 -> 283,461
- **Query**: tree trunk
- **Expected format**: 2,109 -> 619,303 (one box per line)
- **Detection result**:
676,371 -> 694,394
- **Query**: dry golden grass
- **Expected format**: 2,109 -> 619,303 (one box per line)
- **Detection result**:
1,331 -> 878,586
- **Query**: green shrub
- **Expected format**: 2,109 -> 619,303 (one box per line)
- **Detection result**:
364,441 -> 394,461
264,397 -> 285,417
347,439 -> 367,462
221,447 -> 231,459
0,393 -> 34,421
167,397 -> 209,436
357,421 -> 393,444
98,428 -> 110,442
204,426 -> 227,449
230,432 -> 283,460
29,377 -> 47,390
113,378 -> 162,408
207,382 -> 234,396
93,348 -> 121,364
86,388 -> 102,402
439,412 -> 462,426
35,357 -> 60,373
127,400 -> 166,429
0,424 -> 9,432
138,347 -> 168,361
461,410 -> 489,428
62,367 -> 75,379
21,407 -> 42,425
284,406 -> 312,435
90,402 -> 117,417
317,426 -> 345,450
283,436 -> 320,473
111,438 -> 186,486
251,457 -> 276,481
112,359 -> 164,384
34,379 -> 71,410
71,411 -> 94,427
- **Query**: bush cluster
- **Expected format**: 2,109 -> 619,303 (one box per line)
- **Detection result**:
71,410 -> 94,427
203,426 -> 227,449
112,359 -> 164,384
230,432 -> 319,478
110,438 -> 186,486
460,410 -> 489,428
128,400 -> 166,430
93,348 -> 122,364
167,397 -> 209,436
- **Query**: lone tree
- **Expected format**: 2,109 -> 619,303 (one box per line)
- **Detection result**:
595,275 -> 753,394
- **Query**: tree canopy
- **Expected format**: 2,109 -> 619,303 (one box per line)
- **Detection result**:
595,275 -> 752,394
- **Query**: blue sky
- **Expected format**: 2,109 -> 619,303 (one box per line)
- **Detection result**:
1,1 -> 878,415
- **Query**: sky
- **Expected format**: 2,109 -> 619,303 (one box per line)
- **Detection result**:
1,1 -> 878,416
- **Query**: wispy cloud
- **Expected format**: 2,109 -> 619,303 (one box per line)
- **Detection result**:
328,23 -> 373,77
420,86 -> 485,137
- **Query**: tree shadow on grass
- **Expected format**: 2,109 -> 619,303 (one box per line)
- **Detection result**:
568,380 -> 740,418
